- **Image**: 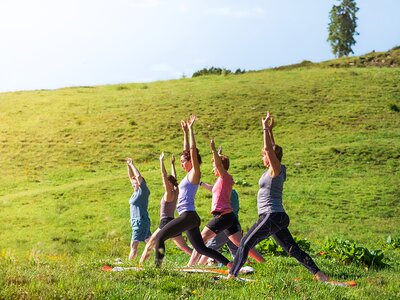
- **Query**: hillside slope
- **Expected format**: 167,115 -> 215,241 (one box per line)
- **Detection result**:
1,64 -> 399,256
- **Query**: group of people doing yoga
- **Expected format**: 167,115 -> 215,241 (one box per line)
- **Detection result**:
126,113 -> 329,281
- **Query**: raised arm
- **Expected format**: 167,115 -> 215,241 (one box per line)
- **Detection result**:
210,138 -> 227,178
181,120 -> 189,152
170,155 -> 177,180
268,117 -> 276,146
262,112 -> 281,177
126,157 -> 143,185
159,152 -> 172,195
127,157 -> 135,183
187,114 -> 201,184
160,152 -> 168,181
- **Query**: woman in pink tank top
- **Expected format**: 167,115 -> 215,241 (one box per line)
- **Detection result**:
187,139 -> 265,266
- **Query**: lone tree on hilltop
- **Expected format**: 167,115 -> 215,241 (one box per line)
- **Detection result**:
327,0 -> 359,57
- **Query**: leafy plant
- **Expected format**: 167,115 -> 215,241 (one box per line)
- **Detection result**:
256,236 -> 311,256
319,238 -> 387,269
386,236 -> 400,249
389,103 -> 399,112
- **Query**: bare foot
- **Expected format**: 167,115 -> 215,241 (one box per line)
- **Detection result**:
128,251 -> 137,261
315,271 -> 329,282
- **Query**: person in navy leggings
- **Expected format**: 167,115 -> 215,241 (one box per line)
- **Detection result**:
228,112 -> 329,282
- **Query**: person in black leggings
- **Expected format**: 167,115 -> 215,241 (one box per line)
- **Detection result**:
154,115 -> 232,268
139,152 -> 192,264
228,112 -> 329,282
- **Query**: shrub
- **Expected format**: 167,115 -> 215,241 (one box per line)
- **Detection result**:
319,238 -> 387,269
192,67 -> 230,77
192,67 -> 246,77
386,236 -> 400,249
234,68 -> 246,74
389,103 -> 399,112
256,236 -> 311,256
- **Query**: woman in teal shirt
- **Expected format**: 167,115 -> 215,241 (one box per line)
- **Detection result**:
126,157 -> 151,260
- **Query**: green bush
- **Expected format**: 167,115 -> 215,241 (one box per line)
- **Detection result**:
192,67 -> 230,77
386,236 -> 400,249
191,66 -> 247,77
235,68 -> 246,74
389,103 -> 399,112
319,238 -> 387,269
256,236 -> 311,256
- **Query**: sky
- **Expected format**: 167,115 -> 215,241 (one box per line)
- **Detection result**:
0,0 -> 399,93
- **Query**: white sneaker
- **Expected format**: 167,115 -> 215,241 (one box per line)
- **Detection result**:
207,258 -> 216,266
239,266 -> 255,274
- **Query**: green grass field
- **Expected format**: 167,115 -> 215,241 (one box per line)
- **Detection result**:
0,51 -> 399,299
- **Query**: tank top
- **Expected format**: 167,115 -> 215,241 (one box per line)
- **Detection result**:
176,174 -> 198,215
211,172 -> 234,214
129,178 -> 150,220
160,189 -> 178,219
257,165 -> 286,216
230,189 -> 240,217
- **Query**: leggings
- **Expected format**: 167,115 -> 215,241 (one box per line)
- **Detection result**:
229,212 -> 320,277
154,211 -> 231,266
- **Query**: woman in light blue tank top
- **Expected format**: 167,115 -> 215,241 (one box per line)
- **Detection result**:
154,115 -> 232,268
126,157 -> 151,260
228,112 -> 329,283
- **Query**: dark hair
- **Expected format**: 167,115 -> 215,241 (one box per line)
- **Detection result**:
219,155 -> 230,170
167,175 -> 178,187
273,145 -> 283,162
181,148 -> 202,165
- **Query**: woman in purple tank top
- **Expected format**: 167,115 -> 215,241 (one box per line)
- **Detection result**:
228,112 -> 329,282
139,152 -> 193,264
154,115 -> 232,268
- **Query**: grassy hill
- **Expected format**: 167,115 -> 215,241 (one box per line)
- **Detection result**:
0,52 -> 399,299
274,47 -> 400,70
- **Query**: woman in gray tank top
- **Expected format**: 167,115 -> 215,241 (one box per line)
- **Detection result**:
139,152 -> 192,264
228,112 -> 329,282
